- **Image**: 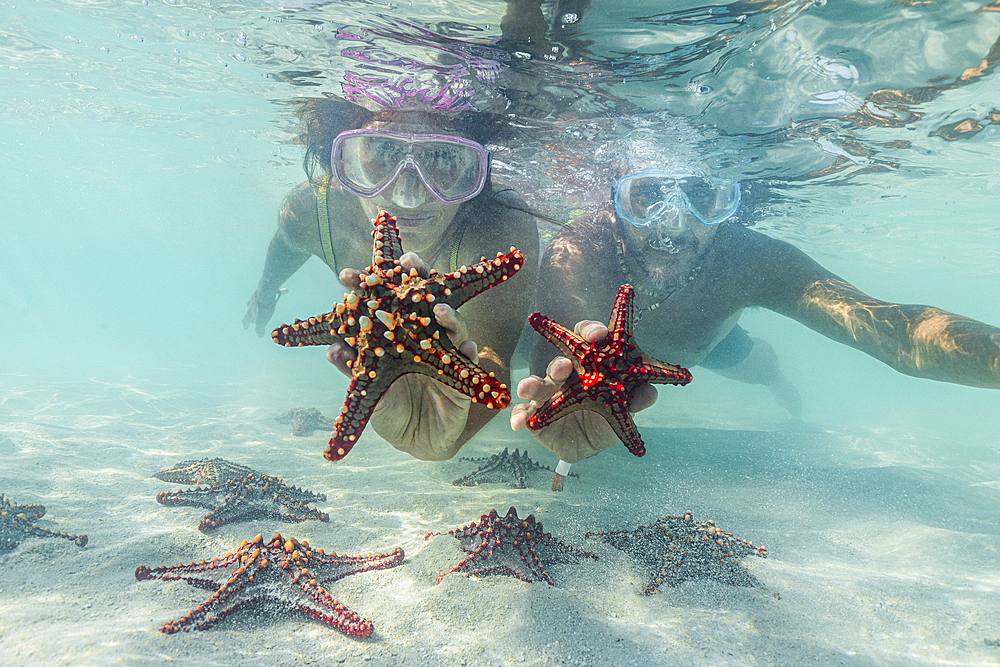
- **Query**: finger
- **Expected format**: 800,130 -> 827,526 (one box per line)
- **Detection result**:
458,339 -> 479,365
630,384 -> 658,413
255,321 -> 267,338
544,356 -> 575,384
516,376 -> 544,401
326,343 -> 357,378
338,268 -> 363,291
510,403 -> 530,431
433,304 -> 470,344
574,320 -> 609,344
400,252 -> 430,278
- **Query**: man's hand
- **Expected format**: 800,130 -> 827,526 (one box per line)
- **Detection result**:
327,253 -> 479,461
510,320 -> 658,464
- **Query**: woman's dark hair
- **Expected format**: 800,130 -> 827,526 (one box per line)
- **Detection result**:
293,95 -> 511,184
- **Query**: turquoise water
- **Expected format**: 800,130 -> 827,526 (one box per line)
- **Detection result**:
2,1 -> 1000,665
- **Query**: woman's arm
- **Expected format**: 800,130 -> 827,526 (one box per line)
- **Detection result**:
243,183 -> 319,336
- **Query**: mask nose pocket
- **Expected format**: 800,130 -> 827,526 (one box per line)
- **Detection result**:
390,167 -> 427,209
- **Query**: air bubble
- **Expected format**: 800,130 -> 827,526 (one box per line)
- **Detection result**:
236,32 -> 247,46
561,12 -> 579,24
235,53 -> 247,62
132,35 -> 144,42
696,85 -> 712,95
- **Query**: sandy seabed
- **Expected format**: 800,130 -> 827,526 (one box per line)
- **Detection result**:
1,371 -> 999,667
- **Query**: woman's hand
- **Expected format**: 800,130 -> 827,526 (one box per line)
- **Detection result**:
327,252 -> 479,461
510,320 -> 658,464
242,288 -> 287,338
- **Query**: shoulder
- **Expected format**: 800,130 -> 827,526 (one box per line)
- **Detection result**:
706,225 -> 837,307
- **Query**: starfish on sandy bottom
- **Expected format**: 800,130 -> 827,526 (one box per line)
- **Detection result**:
275,407 -> 336,436
426,507 -> 597,585
272,210 -> 524,462
135,532 -> 404,637
452,447 -> 576,489
1,493 -> 88,551
527,283 -> 693,457
585,511 -> 767,594
152,458 -> 329,532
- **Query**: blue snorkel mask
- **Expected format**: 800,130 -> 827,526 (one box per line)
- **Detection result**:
613,168 -> 742,234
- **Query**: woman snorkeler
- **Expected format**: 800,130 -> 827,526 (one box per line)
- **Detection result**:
244,96 -> 539,461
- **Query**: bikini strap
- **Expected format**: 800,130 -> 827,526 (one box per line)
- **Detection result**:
316,175 -> 338,274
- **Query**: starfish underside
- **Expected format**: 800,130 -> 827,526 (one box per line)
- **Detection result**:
153,458 -> 329,532
527,284 -> 693,457
585,511 -> 767,594
273,210 -> 524,462
426,507 -> 597,585
135,532 -> 404,637
1,493 -> 88,551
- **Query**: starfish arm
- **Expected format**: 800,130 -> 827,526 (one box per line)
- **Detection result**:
526,385 -> 599,430
437,250 -> 526,310
273,494 -> 330,524
603,398 -> 647,457
135,548 -> 243,591
325,368 -> 400,461
636,357 -> 694,387
155,488 -> 223,511
402,337 -> 511,409
311,547 -> 405,584
1,495 -> 88,549
608,284 -> 636,338
152,458 -> 252,486
272,311 -> 341,347
371,210 -> 405,266
280,485 -> 328,505
527,312 -> 590,361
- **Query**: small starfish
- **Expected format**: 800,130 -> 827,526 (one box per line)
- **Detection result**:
275,407 -> 336,436
1,493 -> 88,551
527,283 -> 693,457
453,447 -> 574,489
273,210 -> 525,462
585,511 -> 767,594
426,507 -> 597,585
135,532 -> 404,637
153,458 -> 329,532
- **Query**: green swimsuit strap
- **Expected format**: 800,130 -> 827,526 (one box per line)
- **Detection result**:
316,175 -> 338,274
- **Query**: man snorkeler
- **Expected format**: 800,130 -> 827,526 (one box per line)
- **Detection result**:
244,97 -> 538,461
512,151 -> 1000,466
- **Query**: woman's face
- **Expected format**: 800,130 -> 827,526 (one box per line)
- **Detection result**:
353,114 -> 466,253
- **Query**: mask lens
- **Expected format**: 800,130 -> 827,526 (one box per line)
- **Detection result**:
332,130 -> 488,204
614,170 -> 741,227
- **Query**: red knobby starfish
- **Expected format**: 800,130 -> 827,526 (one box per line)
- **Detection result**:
426,507 -> 597,585
526,283 -> 693,457
135,533 -> 404,637
273,210 -> 524,461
